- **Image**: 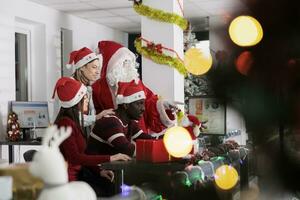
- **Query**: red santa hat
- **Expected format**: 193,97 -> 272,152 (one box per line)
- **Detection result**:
98,40 -> 137,82
66,47 -> 99,70
116,80 -> 145,104
52,77 -> 87,108
181,114 -> 201,139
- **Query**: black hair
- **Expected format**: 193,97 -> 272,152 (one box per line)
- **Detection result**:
54,99 -> 85,138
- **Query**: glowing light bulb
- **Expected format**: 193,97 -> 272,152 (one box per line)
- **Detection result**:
184,47 -> 212,75
214,165 -> 238,190
163,126 -> 193,158
229,16 -> 263,47
235,51 -> 253,75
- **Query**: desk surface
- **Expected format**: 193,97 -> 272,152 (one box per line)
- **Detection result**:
0,140 -> 41,145
101,159 -> 185,171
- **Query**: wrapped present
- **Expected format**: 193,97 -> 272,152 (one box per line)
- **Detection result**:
136,139 -> 170,163
0,164 -> 44,200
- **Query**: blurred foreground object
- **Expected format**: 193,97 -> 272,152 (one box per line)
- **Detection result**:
163,126 -> 193,158
229,16 -> 263,47
0,164 -> 43,200
29,126 -> 97,200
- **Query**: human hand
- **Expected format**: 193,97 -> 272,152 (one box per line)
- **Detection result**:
96,109 -> 114,120
100,170 -> 114,182
199,120 -> 208,132
110,153 -> 131,162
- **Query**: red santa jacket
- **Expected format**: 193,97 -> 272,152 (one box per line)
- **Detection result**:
56,117 -> 110,181
93,40 -> 176,134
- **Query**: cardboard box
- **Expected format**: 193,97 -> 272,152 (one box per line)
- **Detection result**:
0,164 -> 44,200
136,139 -> 170,163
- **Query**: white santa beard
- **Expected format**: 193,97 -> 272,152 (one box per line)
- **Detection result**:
106,61 -> 139,87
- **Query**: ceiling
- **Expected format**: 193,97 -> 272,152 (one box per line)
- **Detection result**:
29,0 -> 246,33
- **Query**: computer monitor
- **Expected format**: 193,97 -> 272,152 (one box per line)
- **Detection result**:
10,101 -> 50,129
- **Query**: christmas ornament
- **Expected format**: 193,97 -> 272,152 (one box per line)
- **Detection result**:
7,112 -> 21,141
214,165 -> 238,190
184,48 -> 213,75
135,37 -> 187,76
235,51 -> 253,75
133,2 -> 188,30
229,16 -> 263,47
163,126 -> 193,158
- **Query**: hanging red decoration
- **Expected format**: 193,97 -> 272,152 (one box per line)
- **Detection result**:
235,51 -> 253,76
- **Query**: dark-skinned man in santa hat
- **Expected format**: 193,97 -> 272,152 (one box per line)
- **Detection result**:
87,80 -> 158,156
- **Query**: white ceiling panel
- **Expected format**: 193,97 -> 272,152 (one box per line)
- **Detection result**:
91,16 -> 132,24
51,2 -> 95,11
104,22 -> 139,28
184,2 -> 210,18
30,0 -> 80,5
125,15 -> 142,23
69,10 -> 114,18
108,8 -> 137,16
87,0 -> 132,9
28,0 -> 245,32
97,21 -> 139,32
193,0 -> 243,10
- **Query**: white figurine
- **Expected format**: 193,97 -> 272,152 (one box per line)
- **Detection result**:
29,125 -> 97,200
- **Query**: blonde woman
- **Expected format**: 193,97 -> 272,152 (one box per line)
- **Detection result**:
67,47 -> 114,130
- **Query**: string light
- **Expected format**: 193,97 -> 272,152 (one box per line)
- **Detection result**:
214,165 -> 238,190
163,126 -> 193,158
235,51 -> 253,75
229,16 -> 263,47
184,47 -> 212,76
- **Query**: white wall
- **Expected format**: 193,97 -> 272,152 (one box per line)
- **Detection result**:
0,0 -> 128,140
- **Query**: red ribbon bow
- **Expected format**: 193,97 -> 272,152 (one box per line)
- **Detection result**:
147,42 -> 163,54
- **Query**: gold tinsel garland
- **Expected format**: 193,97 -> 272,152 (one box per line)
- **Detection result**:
133,3 -> 188,30
135,38 -> 188,77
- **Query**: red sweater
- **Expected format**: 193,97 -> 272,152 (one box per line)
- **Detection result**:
86,114 -> 153,157
56,117 -> 110,181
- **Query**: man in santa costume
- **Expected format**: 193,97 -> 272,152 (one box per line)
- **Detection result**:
87,80 -> 157,156
92,40 -> 177,134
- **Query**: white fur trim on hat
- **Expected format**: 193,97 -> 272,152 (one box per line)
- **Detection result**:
181,115 -> 192,127
74,52 -> 98,70
107,47 -> 136,76
108,47 -> 136,69
66,64 -> 72,69
116,91 -> 145,105
193,125 -> 200,137
156,100 -> 177,127
60,84 -> 87,108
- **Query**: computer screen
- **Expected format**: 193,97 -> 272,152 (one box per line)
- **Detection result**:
11,101 -> 50,128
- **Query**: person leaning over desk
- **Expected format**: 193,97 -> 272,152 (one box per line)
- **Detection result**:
86,80 -> 160,157
52,77 -> 130,197
67,47 -> 114,134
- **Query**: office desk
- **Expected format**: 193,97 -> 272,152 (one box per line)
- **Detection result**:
101,160 -> 185,194
0,140 -> 41,163
101,154 -> 250,198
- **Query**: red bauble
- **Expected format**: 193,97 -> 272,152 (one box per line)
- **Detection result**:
235,51 -> 253,76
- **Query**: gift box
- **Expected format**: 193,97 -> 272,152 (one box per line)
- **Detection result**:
136,139 -> 170,163
0,164 -> 44,200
